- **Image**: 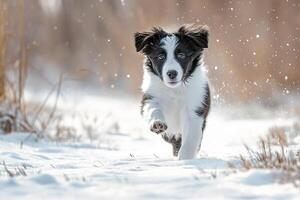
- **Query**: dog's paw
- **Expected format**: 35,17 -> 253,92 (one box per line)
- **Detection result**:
150,120 -> 167,134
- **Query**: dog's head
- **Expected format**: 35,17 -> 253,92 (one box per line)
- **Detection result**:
134,25 -> 209,88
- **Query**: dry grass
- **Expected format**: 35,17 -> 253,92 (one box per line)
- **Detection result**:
1,1 -> 117,145
0,1 -> 81,144
2,161 -> 27,177
240,124 -> 300,186
50,115 -> 81,142
0,1 -> 112,144
0,0 -> 63,140
0,0 -> 35,135
0,0 -> 7,101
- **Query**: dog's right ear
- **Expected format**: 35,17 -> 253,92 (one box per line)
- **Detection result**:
134,32 -> 152,52
134,27 -> 167,53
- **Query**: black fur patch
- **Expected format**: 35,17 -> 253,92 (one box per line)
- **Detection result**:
140,94 -> 153,116
144,58 -> 158,77
134,27 -> 169,53
134,27 -> 170,78
174,25 -> 208,81
175,25 -> 209,49
162,134 -> 182,156
144,52 -> 166,79
186,54 -> 202,80
195,84 -> 211,131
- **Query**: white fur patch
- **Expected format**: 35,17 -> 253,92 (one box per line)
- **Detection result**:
161,36 -> 183,88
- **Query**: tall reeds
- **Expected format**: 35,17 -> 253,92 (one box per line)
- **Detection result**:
0,0 -> 7,101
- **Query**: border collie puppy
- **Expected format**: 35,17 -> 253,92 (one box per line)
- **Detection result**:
134,25 -> 210,160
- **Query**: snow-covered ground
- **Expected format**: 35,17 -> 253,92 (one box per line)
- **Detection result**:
0,96 -> 299,200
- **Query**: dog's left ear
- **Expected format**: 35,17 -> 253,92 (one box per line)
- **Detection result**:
177,25 -> 209,49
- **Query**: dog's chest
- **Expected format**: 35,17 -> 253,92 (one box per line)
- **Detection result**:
156,90 -> 187,135
143,67 -> 207,135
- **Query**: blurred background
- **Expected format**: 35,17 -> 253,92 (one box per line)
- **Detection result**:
1,0 -> 300,109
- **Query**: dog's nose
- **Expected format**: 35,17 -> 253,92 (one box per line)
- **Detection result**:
167,70 -> 178,80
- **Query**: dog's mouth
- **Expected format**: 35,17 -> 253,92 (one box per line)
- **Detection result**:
164,76 -> 183,88
168,81 -> 179,85
166,81 -> 182,88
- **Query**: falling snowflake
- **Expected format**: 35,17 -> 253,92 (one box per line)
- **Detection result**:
120,0 -> 125,6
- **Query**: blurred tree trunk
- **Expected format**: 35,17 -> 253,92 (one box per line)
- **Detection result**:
0,0 -> 6,102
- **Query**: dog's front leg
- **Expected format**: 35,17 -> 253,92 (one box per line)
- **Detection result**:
141,96 -> 167,134
178,114 -> 204,160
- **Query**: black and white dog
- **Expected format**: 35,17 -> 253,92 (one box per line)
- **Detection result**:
134,25 -> 210,160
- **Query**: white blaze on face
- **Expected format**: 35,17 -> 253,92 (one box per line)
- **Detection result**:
161,36 -> 183,88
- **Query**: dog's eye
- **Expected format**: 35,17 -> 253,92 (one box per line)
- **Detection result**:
177,52 -> 186,59
157,54 -> 165,60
